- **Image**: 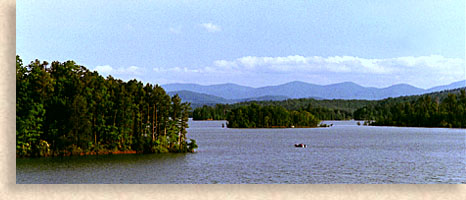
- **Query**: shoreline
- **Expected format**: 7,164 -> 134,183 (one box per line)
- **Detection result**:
367,124 -> 466,129
17,149 -> 195,158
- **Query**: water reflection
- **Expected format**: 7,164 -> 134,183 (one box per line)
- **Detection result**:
17,120 -> 466,184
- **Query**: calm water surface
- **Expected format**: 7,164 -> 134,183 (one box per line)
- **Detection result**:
17,120 -> 465,184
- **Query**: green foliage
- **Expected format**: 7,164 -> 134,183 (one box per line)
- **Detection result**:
354,89 -> 466,128
16,56 -> 197,157
187,139 -> 198,152
193,104 -> 229,120
192,98 -> 369,121
226,103 -> 320,128
191,80 -> 465,129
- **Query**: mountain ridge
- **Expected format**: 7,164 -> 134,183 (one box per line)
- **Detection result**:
163,80 -> 466,105
168,90 -> 292,108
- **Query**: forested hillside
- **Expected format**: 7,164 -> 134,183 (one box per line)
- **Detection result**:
194,87 -> 466,128
16,56 -> 197,157
193,98 -> 375,120
354,88 -> 466,128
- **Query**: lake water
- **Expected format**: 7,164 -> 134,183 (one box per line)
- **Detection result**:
16,120 -> 466,184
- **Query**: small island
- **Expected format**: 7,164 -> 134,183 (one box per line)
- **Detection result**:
226,103 -> 320,128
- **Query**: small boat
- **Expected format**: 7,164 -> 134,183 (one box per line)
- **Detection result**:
294,143 -> 307,148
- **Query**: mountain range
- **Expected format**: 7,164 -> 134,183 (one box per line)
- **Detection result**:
164,80 -> 466,107
167,90 -> 290,108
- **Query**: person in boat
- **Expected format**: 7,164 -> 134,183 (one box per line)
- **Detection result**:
295,143 -> 307,148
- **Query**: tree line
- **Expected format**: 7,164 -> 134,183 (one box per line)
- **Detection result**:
192,98 -> 370,121
192,87 -> 466,128
192,104 -> 229,120
16,56 -> 197,157
226,103 -> 320,128
354,89 -> 466,128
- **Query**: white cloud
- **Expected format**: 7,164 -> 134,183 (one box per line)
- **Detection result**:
93,65 -> 143,76
153,67 -> 202,73
213,60 -> 237,69
126,66 -> 141,74
169,26 -> 181,34
201,23 -> 221,32
207,55 -> 465,88
212,55 -> 464,76
99,55 -> 464,89
94,65 -> 113,74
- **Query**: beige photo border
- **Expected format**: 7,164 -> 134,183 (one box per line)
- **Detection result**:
1,0 -> 465,199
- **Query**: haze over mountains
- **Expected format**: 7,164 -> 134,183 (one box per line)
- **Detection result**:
166,90 -> 290,108
164,80 -> 466,107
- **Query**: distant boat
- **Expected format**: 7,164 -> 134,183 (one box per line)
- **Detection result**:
294,143 -> 307,148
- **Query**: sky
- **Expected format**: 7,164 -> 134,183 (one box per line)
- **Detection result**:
17,0 -> 465,89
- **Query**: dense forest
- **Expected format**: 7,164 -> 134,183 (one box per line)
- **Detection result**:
192,104 -> 229,120
16,56 -> 197,157
193,98 -> 374,120
193,86 -> 466,128
226,103 -> 320,128
354,89 -> 466,128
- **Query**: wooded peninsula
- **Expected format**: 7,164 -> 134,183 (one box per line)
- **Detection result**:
16,56 -> 197,157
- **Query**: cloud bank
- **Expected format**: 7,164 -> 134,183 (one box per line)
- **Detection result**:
212,55 -> 463,76
93,65 -> 145,82
94,65 -> 142,76
208,55 -> 465,88
94,55 -> 465,89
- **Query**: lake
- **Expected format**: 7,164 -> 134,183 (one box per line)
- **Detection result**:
16,120 -> 465,184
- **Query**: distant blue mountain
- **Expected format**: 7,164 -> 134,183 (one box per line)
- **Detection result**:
168,90 -> 291,108
167,90 -> 231,105
163,80 -> 466,104
236,95 -> 290,102
427,80 -> 466,92
163,83 -> 255,100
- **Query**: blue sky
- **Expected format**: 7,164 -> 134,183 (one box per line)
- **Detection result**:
17,0 -> 465,89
